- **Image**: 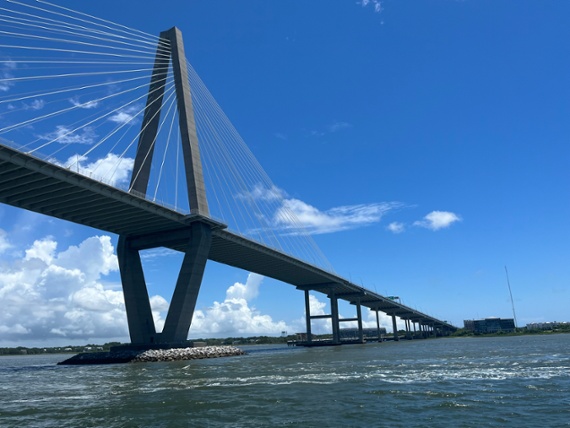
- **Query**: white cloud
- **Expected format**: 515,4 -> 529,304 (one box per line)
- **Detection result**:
0,235 -> 136,344
108,105 -> 141,124
245,184 -> 287,202
387,221 -> 405,234
0,231 -> 421,346
226,272 -> 263,301
190,273 -> 290,337
40,125 -> 97,145
414,210 -> 461,231
241,184 -> 401,235
58,153 -> 134,187
69,97 -> 99,109
24,238 -> 57,264
276,199 -> 401,234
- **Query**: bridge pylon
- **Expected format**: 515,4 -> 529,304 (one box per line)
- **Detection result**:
118,27 -> 216,347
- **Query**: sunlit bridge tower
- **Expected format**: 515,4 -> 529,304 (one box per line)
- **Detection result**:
117,27 -> 224,347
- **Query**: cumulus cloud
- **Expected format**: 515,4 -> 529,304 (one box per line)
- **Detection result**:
190,273 -> 290,337
414,210 -> 461,231
57,153 -> 134,187
0,235 -> 135,344
0,231 -> 421,346
40,125 -> 97,145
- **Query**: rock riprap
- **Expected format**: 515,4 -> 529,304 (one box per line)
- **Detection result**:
132,346 -> 245,362
58,345 -> 245,365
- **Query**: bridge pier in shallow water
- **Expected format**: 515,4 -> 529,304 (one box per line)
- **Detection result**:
391,314 -> 400,341
297,284 -> 366,346
118,221 -> 214,346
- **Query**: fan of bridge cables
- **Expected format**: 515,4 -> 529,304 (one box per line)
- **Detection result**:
0,0 -> 334,272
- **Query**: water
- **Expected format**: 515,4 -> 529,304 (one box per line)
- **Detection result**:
1,334 -> 569,427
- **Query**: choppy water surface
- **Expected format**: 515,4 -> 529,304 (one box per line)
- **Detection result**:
1,334 -> 569,427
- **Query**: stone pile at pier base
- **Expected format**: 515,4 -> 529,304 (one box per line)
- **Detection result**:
58,345 -> 245,365
132,346 -> 245,362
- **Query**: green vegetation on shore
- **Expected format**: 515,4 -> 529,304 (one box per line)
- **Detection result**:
3,327 -> 570,356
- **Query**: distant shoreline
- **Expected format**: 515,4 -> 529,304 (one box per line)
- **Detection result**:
2,329 -> 570,357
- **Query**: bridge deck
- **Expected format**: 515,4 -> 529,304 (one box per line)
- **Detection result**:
0,143 -> 455,330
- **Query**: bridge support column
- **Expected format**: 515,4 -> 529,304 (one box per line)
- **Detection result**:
391,314 -> 399,341
375,310 -> 383,342
304,289 -> 312,344
356,300 -> 364,343
118,236 -> 157,344
330,293 -> 340,344
161,222 -> 212,343
118,222 -> 212,346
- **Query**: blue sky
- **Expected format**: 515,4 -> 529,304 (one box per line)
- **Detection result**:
0,0 -> 569,346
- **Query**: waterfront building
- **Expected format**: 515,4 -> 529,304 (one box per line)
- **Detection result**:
463,317 -> 515,333
526,321 -> 570,330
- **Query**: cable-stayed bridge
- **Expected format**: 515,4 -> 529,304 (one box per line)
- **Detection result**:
0,1 -> 456,347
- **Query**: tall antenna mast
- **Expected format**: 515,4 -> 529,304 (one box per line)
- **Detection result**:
504,266 -> 518,328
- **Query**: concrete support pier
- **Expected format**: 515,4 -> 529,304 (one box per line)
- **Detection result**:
391,314 -> 400,341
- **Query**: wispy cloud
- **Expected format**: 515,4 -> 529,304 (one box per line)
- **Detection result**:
21,99 -> 45,111
0,60 -> 16,92
276,198 -> 402,235
328,121 -> 352,132
69,97 -> 99,109
359,0 -> 383,13
414,210 -> 461,231
40,125 -> 97,145
387,221 -> 405,234
244,184 -> 401,235
274,132 -> 287,141
310,121 -> 352,138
